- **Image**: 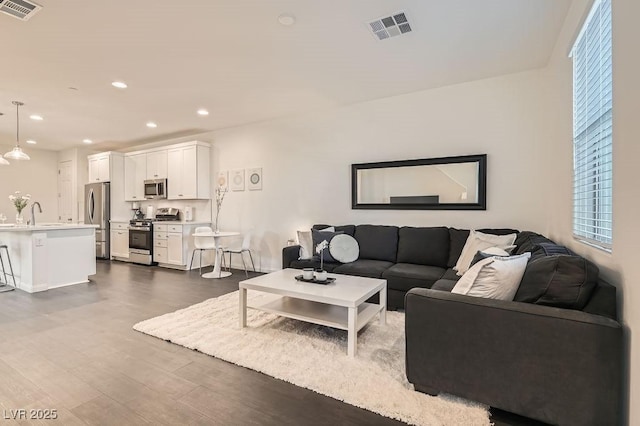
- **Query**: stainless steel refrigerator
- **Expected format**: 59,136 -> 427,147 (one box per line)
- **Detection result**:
85,182 -> 110,259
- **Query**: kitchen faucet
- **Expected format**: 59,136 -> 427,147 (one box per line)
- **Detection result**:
30,202 -> 42,226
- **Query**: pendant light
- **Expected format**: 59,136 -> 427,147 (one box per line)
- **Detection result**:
4,101 -> 30,161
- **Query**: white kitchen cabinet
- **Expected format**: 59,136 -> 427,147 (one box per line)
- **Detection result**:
110,222 -> 129,259
152,222 -> 211,270
167,143 -> 210,200
167,233 -> 183,265
124,154 -> 147,201
154,224 -> 183,266
86,152 -> 126,221
88,154 -> 111,183
146,150 -> 168,179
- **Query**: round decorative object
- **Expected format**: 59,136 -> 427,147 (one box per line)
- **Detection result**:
217,175 -> 227,186
250,173 -> 260,185
233,174 -> 243,185
329,234 -> 359,263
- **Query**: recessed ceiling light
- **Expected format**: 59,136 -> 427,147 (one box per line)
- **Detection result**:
30,114 -> 43,121
83,139 -> 93,144
112,81 -> 128,89
197,109 -> 209,116
278,13 -> 296,26
26,140 -> 37,145
146,122 -> 157,128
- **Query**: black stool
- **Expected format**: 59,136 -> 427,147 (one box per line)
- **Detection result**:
0,245 -> 16,292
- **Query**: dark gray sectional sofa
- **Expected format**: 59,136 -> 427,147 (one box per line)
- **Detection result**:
282,223 -> 520,309
282,224 -> 622,425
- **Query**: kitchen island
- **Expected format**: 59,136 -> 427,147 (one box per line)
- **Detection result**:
0,224 -> 98,293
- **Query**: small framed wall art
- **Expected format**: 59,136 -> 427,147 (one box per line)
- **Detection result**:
230,169 -> 245,191
247,168 -> 262,191
217,170 -> 229,191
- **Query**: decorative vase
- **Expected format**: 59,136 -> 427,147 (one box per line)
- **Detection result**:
214,208 -> 220,233
15,212 -> 23,225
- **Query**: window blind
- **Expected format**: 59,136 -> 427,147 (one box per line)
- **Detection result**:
571,0 -> 612,248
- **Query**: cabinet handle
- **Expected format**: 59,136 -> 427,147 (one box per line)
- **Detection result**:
154,174 -> 158,177
132,196 -> 137,199
179,194 -> 183,197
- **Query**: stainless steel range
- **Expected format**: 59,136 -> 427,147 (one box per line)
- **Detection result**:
129,219 -> 155,265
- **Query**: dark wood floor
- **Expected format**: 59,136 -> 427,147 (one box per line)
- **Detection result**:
0,261 -> 546,425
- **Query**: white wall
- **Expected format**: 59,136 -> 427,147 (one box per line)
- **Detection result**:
211,69 -> 550,271
542,0 -> 638,423
0,145 -> 59,223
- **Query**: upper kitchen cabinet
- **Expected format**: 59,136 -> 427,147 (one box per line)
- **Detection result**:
124,153 -> 147,201
167,142 -> 210,200
146,150 -> 168,180
88,152 -> 123,183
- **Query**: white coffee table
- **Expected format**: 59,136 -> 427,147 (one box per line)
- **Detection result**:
239,268 -> 386,357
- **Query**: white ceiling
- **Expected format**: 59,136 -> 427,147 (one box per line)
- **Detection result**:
0,0 -> 571,152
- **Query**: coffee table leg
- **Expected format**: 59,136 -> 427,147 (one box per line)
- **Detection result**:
239,287 -> 247,328
380,285 -> 387,325
347,306 -> 356,357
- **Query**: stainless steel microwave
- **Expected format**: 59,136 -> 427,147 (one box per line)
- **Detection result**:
144,179 -> 167,199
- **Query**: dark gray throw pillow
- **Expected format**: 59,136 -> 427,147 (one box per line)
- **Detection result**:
311,229 -> 344,263
470,249 -> 509,267
514,255 -> 599,310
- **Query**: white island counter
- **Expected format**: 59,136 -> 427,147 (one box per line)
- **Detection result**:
0,224 -> 98,293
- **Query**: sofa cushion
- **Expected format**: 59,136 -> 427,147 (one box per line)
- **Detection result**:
313,224 -> 356,237
354,225 -> 399,262
382,263 -> 446,292
582,281 -> 617,320
513,231 -> 555,255
289,259 -> 340,272
431,279 -> 458,292
441,268 -> 460,281
397,226 -> 449,268
447,228 -> 470,268
514,255 -> 599,310
333,259 -> 394,278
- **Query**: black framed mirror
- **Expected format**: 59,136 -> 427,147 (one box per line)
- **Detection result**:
351,154 -> 487,210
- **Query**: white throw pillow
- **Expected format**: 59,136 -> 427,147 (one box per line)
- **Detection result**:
298,227 -> 334,260
451,252 -> 531,300
481,246 -> 510,256
454,231 -> 517,276
329,234 -> 359,263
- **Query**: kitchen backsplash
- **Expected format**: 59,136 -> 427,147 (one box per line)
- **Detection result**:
122,198 -> 212,222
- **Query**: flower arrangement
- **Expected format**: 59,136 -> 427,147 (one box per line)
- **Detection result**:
9,191 -> 30,215
315,240 -> 329,271
213,184 -> 228,233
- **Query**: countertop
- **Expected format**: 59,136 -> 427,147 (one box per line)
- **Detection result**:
0,223 -> 99,232
109,219 -> 211,225
152,221 -> 212,225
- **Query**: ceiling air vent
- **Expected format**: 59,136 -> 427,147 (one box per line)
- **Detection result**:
0,0 -> 42,21
368,11 -> 412,41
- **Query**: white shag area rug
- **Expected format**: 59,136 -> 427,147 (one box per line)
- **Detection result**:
133,291 -> 490,426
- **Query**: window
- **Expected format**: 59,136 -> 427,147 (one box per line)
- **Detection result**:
571,0 -> 612,249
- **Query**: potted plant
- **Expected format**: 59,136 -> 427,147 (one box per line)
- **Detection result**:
8,191 -> 30,225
